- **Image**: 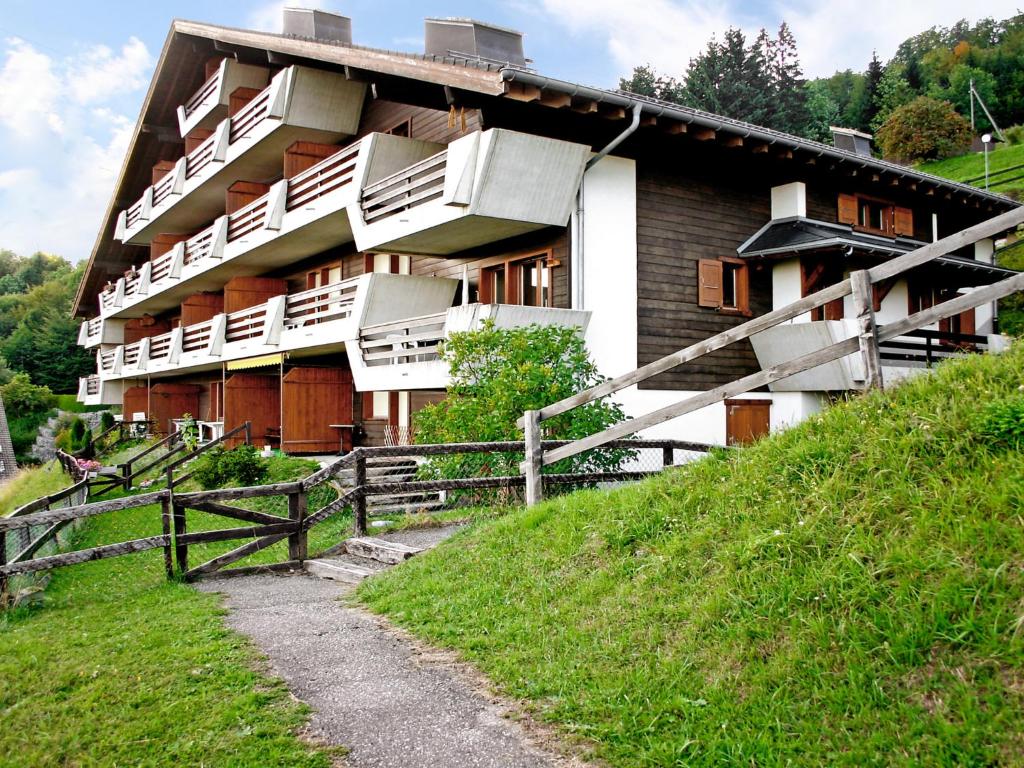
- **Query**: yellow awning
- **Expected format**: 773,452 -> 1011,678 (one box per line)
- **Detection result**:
226,353 -> 283,371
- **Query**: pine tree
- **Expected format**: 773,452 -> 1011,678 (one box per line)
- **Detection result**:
766,22 -> 810,135
870,63 -> 916,133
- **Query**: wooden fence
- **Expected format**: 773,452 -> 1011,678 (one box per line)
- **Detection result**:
0,438 -> 707,592
519,207 -> 1024,505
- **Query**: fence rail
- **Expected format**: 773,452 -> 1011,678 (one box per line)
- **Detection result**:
518,206 -> 1024,504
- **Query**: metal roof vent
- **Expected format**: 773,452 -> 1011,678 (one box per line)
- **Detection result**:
282,8 -> 352,43
424,17 -> 528,67
831,126 -> 873,157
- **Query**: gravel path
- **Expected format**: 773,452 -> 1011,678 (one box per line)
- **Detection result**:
196,528 -> 580,768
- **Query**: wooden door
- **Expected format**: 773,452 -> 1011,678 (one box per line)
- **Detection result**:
725,399 -> 771,446
282,367 -> 354,453
224,373 -> 280,448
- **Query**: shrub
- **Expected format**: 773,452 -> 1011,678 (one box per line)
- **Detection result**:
99,411 -> 116,432
977,395 -> 1024,450
876,96 -> 972,163
192,445 -> 268,490
1,373 -> 56,416
414,321 -> 634,498
1004,124 -> 1024,146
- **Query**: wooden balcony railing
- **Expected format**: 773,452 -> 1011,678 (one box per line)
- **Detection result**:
283,278 -> 360,328
150,251 -> 175,282
360,150 -> 447,223
152,171 -> 176,208
226,197 -> 268,242
98,348 -> 118,373
225,304 -> 267,343
84,376 -> 100,396
358,312 -> 447,366
228,86 -> 271,143
185,130 -> 218,180
122,341 -> 144,367
84,317 -> 102,342
285,142 -> 360,211
149,331 -> 174,361
182,320 -> 214,353
182,68 -> 221,119
879,329 -> 989,368
184,228 -> 215,265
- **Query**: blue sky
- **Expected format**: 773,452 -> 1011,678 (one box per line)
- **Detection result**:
1,0 -> 1021,261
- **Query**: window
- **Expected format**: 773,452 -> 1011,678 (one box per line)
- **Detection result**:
908,280 -> 976,346
698,258 -> 749,314
480,252 -> 553,307
837,193 -> 914,237
385,118 -> 412,138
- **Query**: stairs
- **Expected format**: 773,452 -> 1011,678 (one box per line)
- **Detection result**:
331,456 -> 446,517
304,536 -> 426,584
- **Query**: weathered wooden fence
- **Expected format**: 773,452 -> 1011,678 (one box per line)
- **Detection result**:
519,207 -> 1024,505
0,437 -> 709,593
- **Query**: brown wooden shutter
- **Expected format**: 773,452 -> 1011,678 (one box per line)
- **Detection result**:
837,193 -> 858,225
959,307 -> 976,336
698,259 -> 723,308
893,206 -> 913,236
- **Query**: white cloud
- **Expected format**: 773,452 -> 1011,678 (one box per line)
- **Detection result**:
538,0 -> 1024,79
0,36 -> 151,260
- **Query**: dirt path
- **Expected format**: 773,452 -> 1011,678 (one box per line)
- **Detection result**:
197,536 -> 583,767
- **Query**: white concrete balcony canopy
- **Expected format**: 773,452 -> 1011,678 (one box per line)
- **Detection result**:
79,317 -> 125,348
177,59 -> 270,137
118,65 -> 366,245
348,303 -> 592,392
350,128 -> 590,255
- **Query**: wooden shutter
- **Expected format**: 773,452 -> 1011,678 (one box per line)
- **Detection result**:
698,259 -> 723,308
837,193 -> 858,225
959,307 -> 976,336
893,206 -> 914,236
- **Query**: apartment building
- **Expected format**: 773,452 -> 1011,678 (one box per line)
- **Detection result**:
73,9 -> 1019,452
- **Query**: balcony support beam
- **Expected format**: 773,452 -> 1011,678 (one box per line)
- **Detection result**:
139,188 -> 153,222
136,262 -> 152,296
207,314 -> 227,357
264,180 -> 288,231
261,296 -> 287,346
167,328 -> 184,365
212,119 -> 231,163
168,242 -> 185,280
170,157 -> 188,196
210,216 -> 229,260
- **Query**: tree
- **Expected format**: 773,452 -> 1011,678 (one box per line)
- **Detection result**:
848,52 -> 885,132
870,63 -> 916,132
803,80 -> 839,142
682,28 -> 774,128
932,64 -> 999,131
875,96 -> 972,163
414,321 -> 633,480
766,23 -> 810,136
619,64 -> 681,102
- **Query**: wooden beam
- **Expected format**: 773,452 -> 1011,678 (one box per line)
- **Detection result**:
598,103 -> 626,120
664,121 -> 687,135
639,115 -> 657,128
721,135 -> 743,148
504,83 -> 541,102
570,98 -> 598,114
691,127 -> 716,141
539,90 -> 572,109
750,143 -> 769,154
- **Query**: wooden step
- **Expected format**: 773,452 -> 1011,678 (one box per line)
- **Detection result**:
304,558 -> 377,584
368,500 -> 446,516
345,536 -> 423,565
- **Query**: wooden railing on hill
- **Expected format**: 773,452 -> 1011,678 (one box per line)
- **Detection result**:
518,207 -> 1024,505
0,438 -> 707,592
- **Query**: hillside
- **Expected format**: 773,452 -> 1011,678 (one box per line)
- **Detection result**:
918,143 -> 1024,199
360,345 -> 1024,766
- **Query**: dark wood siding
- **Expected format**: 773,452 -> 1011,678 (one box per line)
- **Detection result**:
410,228 -> 570,309
636,162 -> 771,391
357,99 -> 480,145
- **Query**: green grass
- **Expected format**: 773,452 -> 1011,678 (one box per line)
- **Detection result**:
0,460 -> 72,515
0,450 -> 353,766
359,344 -> 1024,767
918,142 -> 1024,198
54,394 -> 107,414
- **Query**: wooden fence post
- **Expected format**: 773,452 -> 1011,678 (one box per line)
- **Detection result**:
851,269 -> 883,391
0,530 -> 8,608
121,462 -> 131,491
160,496 -> 173,580
353,450 -> 367,535
288,491 -> 308,561
662,445 -> 674,470
244,421 -> 252,446
523,410 -> 543,507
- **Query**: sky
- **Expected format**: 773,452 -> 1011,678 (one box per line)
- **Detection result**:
1,0 -> 1021,262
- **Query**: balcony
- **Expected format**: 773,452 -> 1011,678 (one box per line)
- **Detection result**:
94,274 -> 459,380
101,140 -> 364,318
78,316 -> 124,349
348,303 -> 592,391
77,375 -> 119,407
177,59 -> 270,137
116,65 -> 366,246
349,128 -> 590,255
750,321 -> 1011,390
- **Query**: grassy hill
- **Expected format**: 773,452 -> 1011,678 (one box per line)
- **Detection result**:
918,143 -> 1024,199
360,344 -> 1024,766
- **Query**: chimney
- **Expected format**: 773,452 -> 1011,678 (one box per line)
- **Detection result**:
282,7 -> 352,44
830,126 -> 873,157
424,18 -> 527,67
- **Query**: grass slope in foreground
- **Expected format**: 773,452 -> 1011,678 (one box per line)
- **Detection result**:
0,458 -> 337,768
918,143 -> 1024,198
360,344 -> 1024,767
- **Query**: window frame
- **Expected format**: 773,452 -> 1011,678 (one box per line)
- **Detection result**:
479,250 -> 555,308
837,192 -> 914,237
697,257 -> 750,315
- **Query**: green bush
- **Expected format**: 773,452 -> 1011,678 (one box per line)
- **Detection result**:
192,445 -> 268,490
977,395 -> 1024,449
1,373 -> 56,416
99,411 -> 116,432
1004,124 -> 1024,146
876,96 -> 973,163
69,416 -> 91,454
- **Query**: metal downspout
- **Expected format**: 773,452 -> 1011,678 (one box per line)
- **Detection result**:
574,102 -> 642,309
